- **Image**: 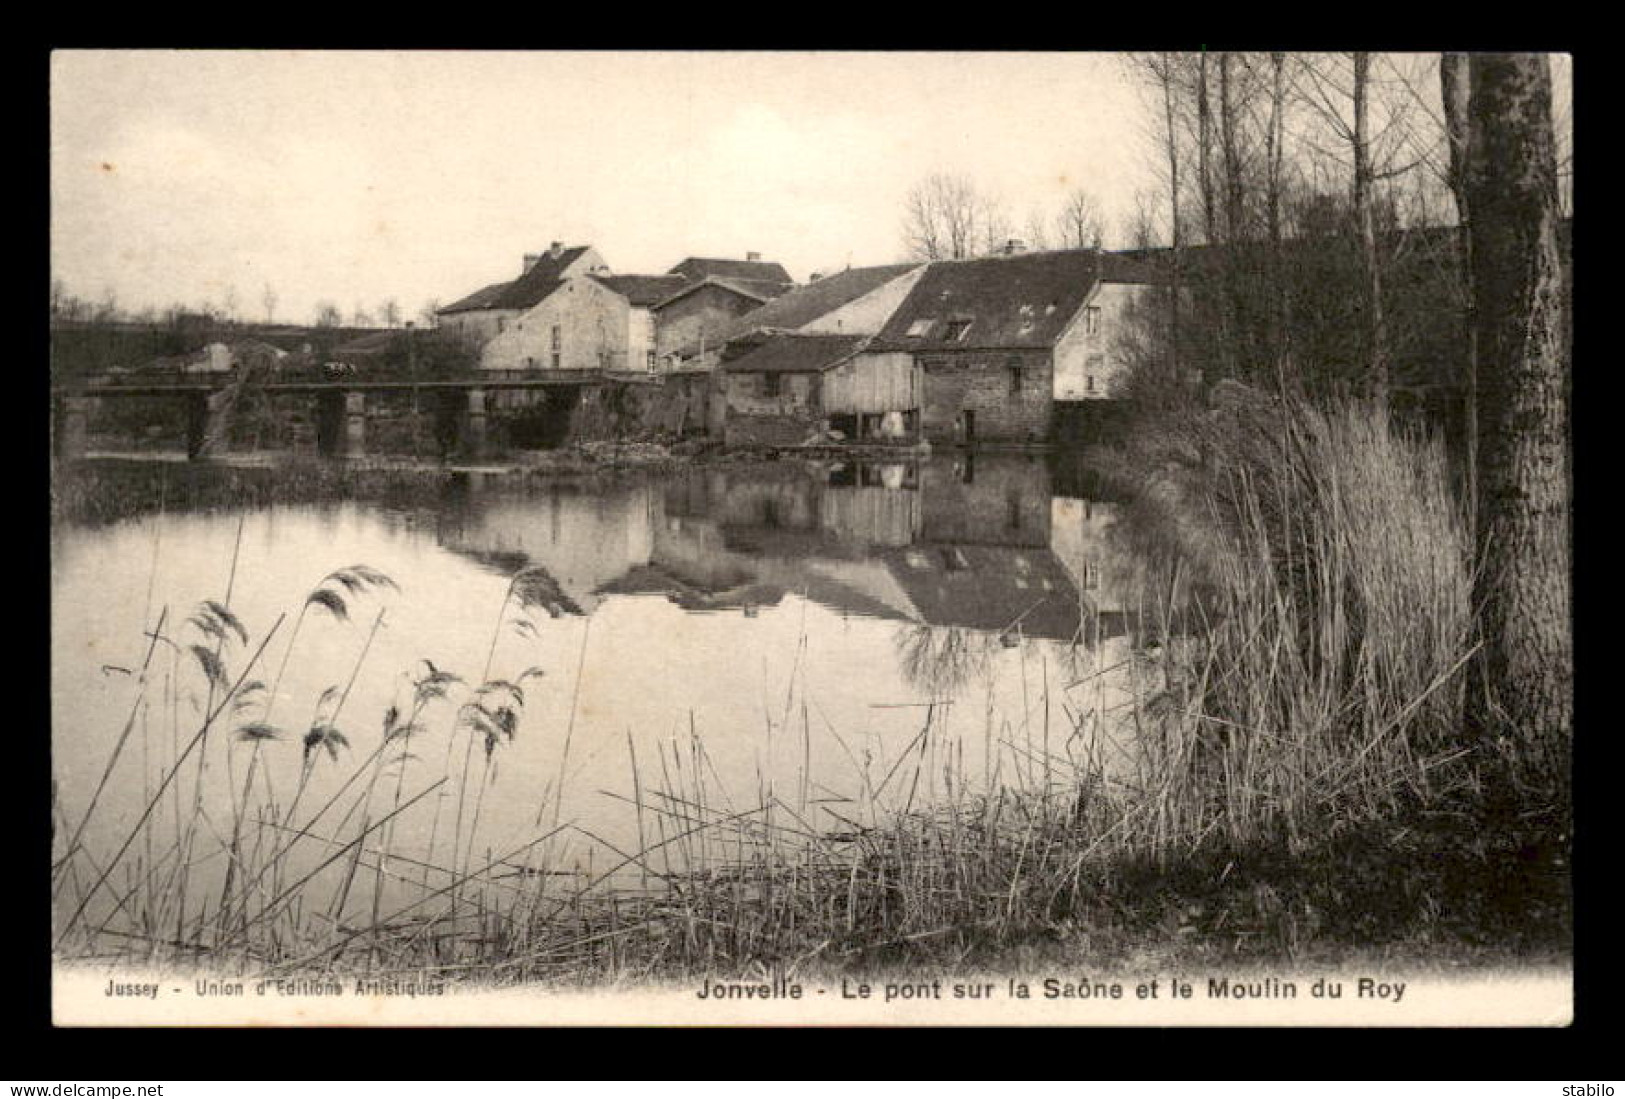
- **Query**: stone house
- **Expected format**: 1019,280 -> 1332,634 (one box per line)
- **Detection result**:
702,264 -> 933,443
587,273 -> 689,373
717,332 -> 870,446
652,254 -> 795,368
667,254 -> 794,297
436,243 -> 632,373
721,263 -> 927,343
866,249 -> 1163,445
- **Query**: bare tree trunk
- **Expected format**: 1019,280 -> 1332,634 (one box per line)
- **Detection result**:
1464,52 -> 1572,790
1195,51 -> 1224,390
1266,51 -> 1292,391
1156,53 -> 1184,387
1441,51 -> 1478,538
1352,52 -> 1389,412
1197,52 -> 1217,245
1218,52 -> 1250,383
1219,52 -> 1245,244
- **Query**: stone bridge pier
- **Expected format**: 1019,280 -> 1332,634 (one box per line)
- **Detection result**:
183,391 -> 234,460
465,387 -> 488,458
313,390 -> 369,458
52,394 -> 91,460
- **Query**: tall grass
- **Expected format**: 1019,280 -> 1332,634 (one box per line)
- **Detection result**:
1124,397 -> 1481,853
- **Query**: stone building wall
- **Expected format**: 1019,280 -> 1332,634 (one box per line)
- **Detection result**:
655,286 -> 764,363
919,350 -> 1054,444
918,454 -> 1053,547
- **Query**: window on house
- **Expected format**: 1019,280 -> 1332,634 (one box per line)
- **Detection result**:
942,319 -> 972,342
763,373 -> 781,397
551,324 -> 562,350
497,318 -> 506,333
647,350 -> 657,371
906,318 -> 933,338
1085,306 -> 1101,336
551,352 -> 561,370
1008,357 -> 1023,396
1085,375 -> 1096,394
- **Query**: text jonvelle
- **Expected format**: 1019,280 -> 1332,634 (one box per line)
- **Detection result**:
693,974 -> 1407,1002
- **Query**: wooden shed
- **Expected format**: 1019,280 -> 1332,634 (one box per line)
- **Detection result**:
822,350 -> 923,441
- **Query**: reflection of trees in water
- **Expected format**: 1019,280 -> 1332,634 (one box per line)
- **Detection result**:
1089,443 -> 1231,642
894,623 -> 1002,697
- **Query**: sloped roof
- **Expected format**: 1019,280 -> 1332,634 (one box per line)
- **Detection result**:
654,275 -> 784,312
883,544 -> 1084,641
723,264 -> 922,341
668,256 -> 794,288
590,273 -> 690,307
719,333 -> 868,374
438,247 -> 591,315
875,250 -> 1163,351
439,281 -> 514,315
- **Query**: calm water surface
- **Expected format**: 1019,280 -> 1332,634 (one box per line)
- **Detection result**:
52,455 -> 1147,902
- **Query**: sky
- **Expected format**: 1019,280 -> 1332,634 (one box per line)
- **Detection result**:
51,50 -> 1154,326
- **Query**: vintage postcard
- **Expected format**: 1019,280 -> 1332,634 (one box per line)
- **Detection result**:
49,49 -> 1574,1027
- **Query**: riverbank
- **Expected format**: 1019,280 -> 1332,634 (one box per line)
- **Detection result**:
49,399 -> 1571,993
51,439 -> 948,528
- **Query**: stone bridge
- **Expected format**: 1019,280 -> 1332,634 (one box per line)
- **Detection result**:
50,369 -> 663,460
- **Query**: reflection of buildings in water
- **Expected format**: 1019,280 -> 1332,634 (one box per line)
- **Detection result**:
614,486 -> 922,621
433,457 -> 1129,648
919,454 -> 1052,548
881,541 -> 1080,641
436,478 -> 658,614
636,457 -> 1095,645
1049,495 -> 1126,617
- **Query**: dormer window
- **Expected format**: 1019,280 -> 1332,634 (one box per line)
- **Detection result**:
906,318 -> 933,338
942,319 -> 972,342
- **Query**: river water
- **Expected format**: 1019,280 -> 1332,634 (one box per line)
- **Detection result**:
52,453 -> 1151,929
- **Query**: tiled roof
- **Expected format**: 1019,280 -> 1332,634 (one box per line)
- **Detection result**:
716,276 -> 796,300
590,274 -> 690,307
719,333 -> 869,374
883,544 -> 1085,641
654,275 -> 781,311
668,256 -> 794,288
439,247 -> 591,315
438,281 -> 514,315
723,264 -> 921,341
875,250 -> 1164,351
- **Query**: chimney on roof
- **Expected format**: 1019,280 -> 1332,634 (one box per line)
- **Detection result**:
549,241 -> 565,258
746,251 -> 762,263
1003,239 -> 1027,255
